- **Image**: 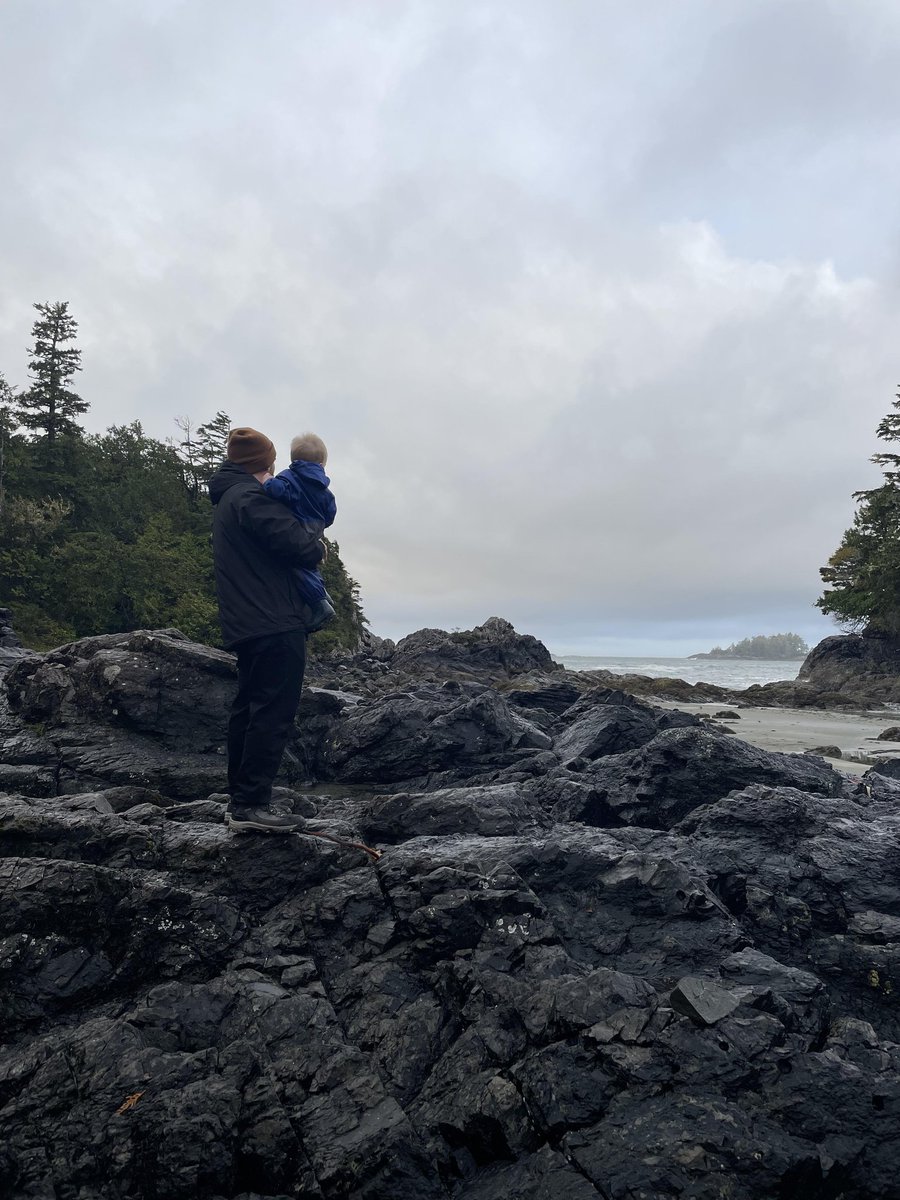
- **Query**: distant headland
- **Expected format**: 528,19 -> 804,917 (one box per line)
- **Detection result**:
689,633 -> 810,660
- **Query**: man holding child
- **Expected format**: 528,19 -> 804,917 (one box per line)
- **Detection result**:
208,426 -> 329,834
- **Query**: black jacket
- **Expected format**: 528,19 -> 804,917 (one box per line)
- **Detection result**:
209,462 -> 325,648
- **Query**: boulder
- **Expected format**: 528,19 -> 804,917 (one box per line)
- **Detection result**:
321,682 -> 552,785
552,689 -> 700,766
670,976 -> 741,1026
389,617 -> 560,681
798,631 -> 900,703
8,628 -> 236,750
554,726 -> 843,829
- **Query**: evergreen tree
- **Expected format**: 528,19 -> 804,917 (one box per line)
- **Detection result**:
16,302 -> 87,449
0,302 -> 368,651
174,415 -> 201,502
703,633 -> 809,659
818,388 -> 900,635
0,372 -> 16,517
175,410 -> 232,500
194,410 -> 232,482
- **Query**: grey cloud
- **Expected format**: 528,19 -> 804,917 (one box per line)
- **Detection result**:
1,0 -> 898,653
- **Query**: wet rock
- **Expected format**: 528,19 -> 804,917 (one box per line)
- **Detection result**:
389,617 -> 559,681
8,628 -> 236,750
565,1093 -> 828,1200
799,630 -> 900,703
504,680 -> 583,715
453,1146 -> 600,1199
322,683 -> 552,785
553,703 -> 658,765
362,781 -> 549,844
558,726 -> 843,829
866,758 -> 900,781
670,976 -> 741,1026
3,627 -> 900,1197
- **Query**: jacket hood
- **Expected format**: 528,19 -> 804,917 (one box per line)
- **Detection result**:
289,460 -> 331,489
208,461 -> 258,505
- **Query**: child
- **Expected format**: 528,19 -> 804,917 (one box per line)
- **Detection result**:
264,432 -> 337,633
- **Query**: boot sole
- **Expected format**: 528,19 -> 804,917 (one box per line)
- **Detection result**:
226,816 -> 301,835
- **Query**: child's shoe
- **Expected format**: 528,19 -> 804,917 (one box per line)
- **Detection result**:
306,594 -> 336,634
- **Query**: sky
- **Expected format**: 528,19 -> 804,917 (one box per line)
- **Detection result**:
2,0 -> 900,655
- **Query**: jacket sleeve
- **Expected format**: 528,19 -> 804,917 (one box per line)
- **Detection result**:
323,491 -> 337,527
263,476 -> 289,500
238,489 -> 324,568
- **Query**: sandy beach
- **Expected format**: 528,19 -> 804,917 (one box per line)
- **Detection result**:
661,701 -> 900,775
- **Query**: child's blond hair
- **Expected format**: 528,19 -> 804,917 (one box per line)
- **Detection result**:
290,432 -> 328,465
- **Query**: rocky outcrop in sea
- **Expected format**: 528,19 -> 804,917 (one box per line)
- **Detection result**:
2,617 -> 900,1198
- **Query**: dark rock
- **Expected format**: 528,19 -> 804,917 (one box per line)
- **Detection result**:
1,630 -> 241,798
362,782 -> 549,843
389,617 -> 559,680
798,631 -> 900,704
555,726 -> 843,829
670,976 -> 741,1025
866,758 -> 900,781
565,1093 -> 828,1199
321,683 -> 552,785
4,625 -> 900,1197
569,668 -> 734,704
739,679 -> 854,709
718,948 -> 831,1039
878,725 -> 900,740
453,1146 -> 600,1199
9,628 -> 236,750
504,680 -> 583,715
553,704 -> 659,764
805,744 -> 843,758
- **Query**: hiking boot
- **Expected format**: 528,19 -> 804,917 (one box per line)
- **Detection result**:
226,804 -> 306,834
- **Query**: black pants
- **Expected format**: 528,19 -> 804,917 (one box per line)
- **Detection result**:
227,628 -> 307,809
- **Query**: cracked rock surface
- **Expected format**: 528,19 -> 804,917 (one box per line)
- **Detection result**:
2,628 -> 900,1198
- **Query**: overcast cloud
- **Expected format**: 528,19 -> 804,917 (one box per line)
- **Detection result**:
2,0 -> 900,653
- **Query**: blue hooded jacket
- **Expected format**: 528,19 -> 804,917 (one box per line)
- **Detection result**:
264,460 -> 337,532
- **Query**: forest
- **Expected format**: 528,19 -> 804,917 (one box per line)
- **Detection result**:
818,388 -> 900,636
690,633 -> 810,660
0,302 -> 366,651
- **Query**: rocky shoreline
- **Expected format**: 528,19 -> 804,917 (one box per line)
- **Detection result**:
2,617 -> 900,1198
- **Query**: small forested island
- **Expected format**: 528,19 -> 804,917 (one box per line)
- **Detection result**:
689,633 -> 810,660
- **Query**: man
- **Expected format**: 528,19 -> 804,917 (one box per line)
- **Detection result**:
209,427 -> 325,833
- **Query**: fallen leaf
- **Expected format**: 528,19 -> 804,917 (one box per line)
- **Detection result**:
115,1091 -> 145,1115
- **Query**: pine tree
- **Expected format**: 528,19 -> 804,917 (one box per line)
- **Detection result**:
194,410 -> 232,482
0,372 -> 16,517
818,388 -> 900,635
174,415 -> 201,501
16,302 -> 87,448
174,410 -> 232,500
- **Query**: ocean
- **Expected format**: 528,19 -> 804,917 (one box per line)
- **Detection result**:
553,655 -> 804,690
